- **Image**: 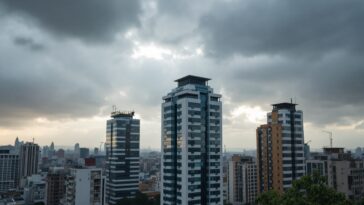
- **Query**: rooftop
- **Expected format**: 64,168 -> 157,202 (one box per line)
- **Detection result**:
323,147 -> 345,154
111,111 -> 135,118
272,102 -> 297,111
175,75 -> 210,87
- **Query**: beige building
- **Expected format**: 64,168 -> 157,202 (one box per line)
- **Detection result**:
256,103 -> 305,194
228,155 -> 257,205
324,148 -> 364,201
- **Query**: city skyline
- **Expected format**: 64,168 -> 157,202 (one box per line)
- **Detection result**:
1,0 -> 364,150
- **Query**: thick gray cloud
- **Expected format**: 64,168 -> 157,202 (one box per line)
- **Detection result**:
0,55 -> 105,127
199,0 -> 364,57
13,36 -> 45,51
194,0 -> 364,127
216,52 -> 364,126
0,0 -> 141,42
0,0 -> 363,148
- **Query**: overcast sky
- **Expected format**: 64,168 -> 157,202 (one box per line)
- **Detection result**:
0,0 -> 363,150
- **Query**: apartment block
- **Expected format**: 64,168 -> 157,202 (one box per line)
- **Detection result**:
256,103 -> 305,193
161,75 -> 223,205
227,155 -> 257,205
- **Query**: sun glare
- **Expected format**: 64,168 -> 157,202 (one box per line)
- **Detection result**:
131,43 -> 172,60
231,105 -> 266,123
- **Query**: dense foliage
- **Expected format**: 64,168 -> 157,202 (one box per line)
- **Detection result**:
256,173 -> 354,205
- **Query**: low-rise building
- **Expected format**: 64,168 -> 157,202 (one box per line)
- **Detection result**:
23,174 -> 46,204
46,167 -> 66,205
64,168 -> 104,205
309,148 -> 364,201
228,155 -> 257,205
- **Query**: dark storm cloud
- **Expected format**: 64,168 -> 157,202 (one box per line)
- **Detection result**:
186,0 -> 364,127
199,0 -> 364,57
0,0 -> 364,134
218,51 -> 364,126
13,36 -> 45,51
0,63 -> 105,127
0,0 -> 141,42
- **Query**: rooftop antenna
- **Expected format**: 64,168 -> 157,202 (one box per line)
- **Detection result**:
112,105 -> 117,112
322,130 -> 333,148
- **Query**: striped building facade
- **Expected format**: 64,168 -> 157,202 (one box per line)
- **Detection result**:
161,75 -> 223,205
105,111 -> 140,205
256,103 -> 305,193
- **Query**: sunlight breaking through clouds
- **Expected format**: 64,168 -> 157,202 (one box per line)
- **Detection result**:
231,105 -> 266,124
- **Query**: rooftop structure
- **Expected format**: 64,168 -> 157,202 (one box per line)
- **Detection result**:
110,110 -> 135,118
272,102 -> 297,111
175,75 -> 210,87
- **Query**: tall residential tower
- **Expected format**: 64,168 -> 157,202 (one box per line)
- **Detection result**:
0,146 -> 19,193
161,75 -> 223,205
105,111 -> 140,205
256,103 -> 305,193
19,142 -> 40,186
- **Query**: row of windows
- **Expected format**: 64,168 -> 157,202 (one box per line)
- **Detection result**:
277,113 -> 302,118
165,103 -> 219,111
282,133 -> 303,138
282,153 -> 303,157
282,140 -> 303,144
282,146 -> 303,151
283,160 -> 304,164
282,126 -> 303,131
283,166 -> 305,171
279,120 -> 302,125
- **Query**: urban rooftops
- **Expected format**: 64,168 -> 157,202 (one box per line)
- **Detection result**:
175,75 -> 210,87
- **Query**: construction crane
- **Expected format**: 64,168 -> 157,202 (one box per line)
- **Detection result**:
322,130 -> 333,148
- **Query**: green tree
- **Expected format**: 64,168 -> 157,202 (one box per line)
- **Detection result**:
256,173 -> 352,205
256,190 -> 283,205
354,198 -> 364,205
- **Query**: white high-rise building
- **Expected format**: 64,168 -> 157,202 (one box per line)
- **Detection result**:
0,146 -> 19,193
105,111 -> 140,205
24,174 -> 46,204
161,75 -> 223,205
64,168 -> 104,205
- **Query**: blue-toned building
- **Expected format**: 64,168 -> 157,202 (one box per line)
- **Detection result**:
105,111 -> 140,205
161,75 -> 223,205
0,146 -> 19,193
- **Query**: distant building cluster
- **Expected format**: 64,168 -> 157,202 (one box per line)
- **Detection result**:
0,75 -> 363,205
